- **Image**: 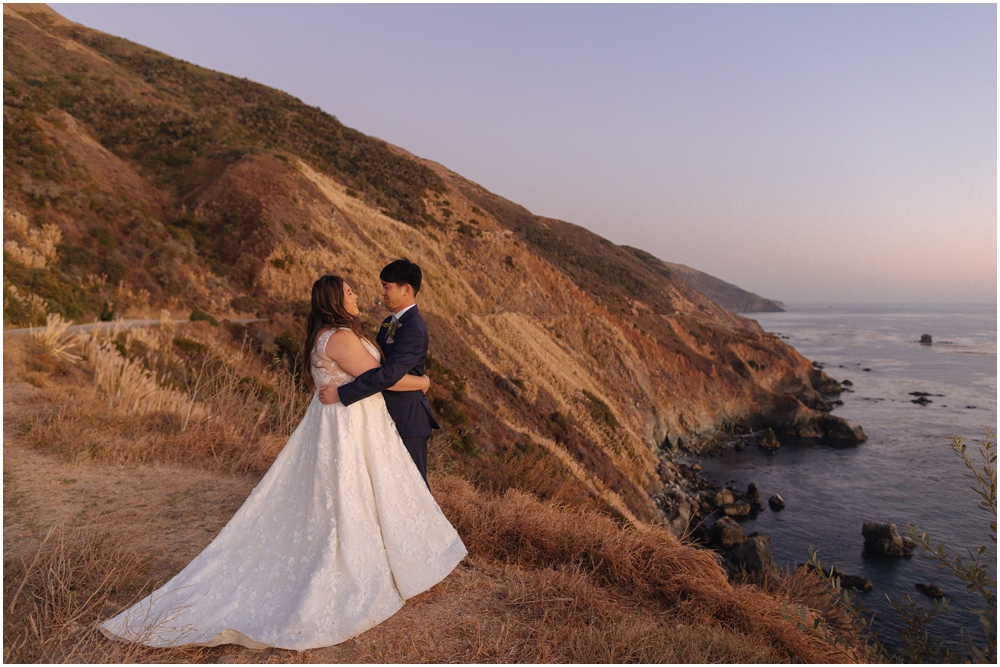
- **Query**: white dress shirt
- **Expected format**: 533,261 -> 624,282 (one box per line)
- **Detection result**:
393,303 -> 417,320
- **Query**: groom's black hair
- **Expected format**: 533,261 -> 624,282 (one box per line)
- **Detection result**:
380,259 -> 422,295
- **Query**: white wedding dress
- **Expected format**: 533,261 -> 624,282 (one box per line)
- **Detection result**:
100,328 -> 467,651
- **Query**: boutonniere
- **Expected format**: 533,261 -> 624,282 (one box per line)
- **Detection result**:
383,318 -> 400,343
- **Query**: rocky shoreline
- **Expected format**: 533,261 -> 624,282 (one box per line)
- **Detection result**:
662,367 -> 867,456
653,450 -> 789,577
652,384 -> 948,601
653,367 -> 869,579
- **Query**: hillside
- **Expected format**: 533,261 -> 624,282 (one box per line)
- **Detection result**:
643,256 -> 786,313
3,3 -> 863,534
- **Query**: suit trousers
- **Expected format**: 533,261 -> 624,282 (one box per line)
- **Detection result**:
401,436 -> 429,486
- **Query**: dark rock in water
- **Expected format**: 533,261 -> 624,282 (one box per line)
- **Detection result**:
809,369 -> 843,395
966,405 -> 977,409
862,522 -> 914,557
911,396 -> 932,406
713,489 -> 735,507
711,516 -> 746,548
816,415 -> 867,442
841,379 -> 853,387
909,391 -> 932,396
919,334 -> 933,345
691,463 -> 702,472
810,564 -> 873,592
759,428 -> 781,450
764,395 -> 867,443
734,440 -> 745,451
722,501 -> 752,517
863,368 -> 871,372
839,571 -> 874,592
746,483 -> 764,511
689,521 -> 711,545
768,494 -> 786,511
731,533 -> 776,573
916,583 -> 944,598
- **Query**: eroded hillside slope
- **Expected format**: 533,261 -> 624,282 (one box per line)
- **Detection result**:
3,4 -> 863,528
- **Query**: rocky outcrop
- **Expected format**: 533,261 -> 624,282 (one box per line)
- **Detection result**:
710,516 -> 746,548
722,502 -> 752,517
759,428 -> 781,450
862,522 -> 914,557
768,494 -> 786,511
919,334 -> 933,345
916,583 -> 944,598
765,395 -> 867,442
731,533 -> 776,573
809,370 -> 844,396
808,564 -> 873,592
714,489 -> 735,507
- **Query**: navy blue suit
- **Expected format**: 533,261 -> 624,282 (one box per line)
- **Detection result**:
338,305 -> 439,481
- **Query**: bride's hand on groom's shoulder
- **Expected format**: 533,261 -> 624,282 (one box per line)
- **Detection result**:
318,385 -> 340,405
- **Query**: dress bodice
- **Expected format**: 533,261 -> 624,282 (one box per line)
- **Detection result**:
311,328 -> 381,388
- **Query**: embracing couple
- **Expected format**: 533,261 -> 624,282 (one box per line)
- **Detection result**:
100,259 -> 467,651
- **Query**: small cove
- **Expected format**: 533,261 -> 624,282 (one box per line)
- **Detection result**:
694,303 -> 997,654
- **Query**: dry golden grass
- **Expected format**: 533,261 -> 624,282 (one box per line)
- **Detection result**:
8,324 -> 308,477
29,313 -> 80,363
3,330 -> 860,663
433,475 -> 853,663
2,520 -> 214,664
750,564 -> 871,660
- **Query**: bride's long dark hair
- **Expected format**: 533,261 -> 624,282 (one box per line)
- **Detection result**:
303,275 -> 380,389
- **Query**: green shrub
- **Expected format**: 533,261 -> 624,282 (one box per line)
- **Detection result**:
426,353 -> 466,401
189,310 -> 219,326
229,296 -> 259,315
449,428 -> 477,455
173,337 -> 207,356
582,390 -> 621,431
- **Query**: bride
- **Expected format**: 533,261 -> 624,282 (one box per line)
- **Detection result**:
100,275 -> 468,651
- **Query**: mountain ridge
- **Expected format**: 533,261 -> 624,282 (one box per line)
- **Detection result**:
656,257 -> 785,313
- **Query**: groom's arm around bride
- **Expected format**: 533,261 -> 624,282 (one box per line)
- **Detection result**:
319,259 -> 440,482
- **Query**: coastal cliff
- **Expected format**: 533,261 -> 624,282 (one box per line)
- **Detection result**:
3,4 -> 864,528
653,258 -> 786,313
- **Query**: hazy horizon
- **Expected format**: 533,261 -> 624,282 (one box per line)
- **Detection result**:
52,3 -> 997,305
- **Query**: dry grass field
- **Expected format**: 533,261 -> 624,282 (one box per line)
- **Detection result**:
3,323 -> 864,663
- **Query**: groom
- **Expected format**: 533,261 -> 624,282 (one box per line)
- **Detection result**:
318,259 -> 439,483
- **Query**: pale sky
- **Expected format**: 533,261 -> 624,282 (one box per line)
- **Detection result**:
52,3 -> 997,304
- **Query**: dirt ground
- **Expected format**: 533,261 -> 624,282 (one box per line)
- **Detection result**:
2,381 -> 559,663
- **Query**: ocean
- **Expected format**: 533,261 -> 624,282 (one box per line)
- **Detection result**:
693,303 -> 997,655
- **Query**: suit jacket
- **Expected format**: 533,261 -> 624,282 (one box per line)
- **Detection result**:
337,305 -> 440,438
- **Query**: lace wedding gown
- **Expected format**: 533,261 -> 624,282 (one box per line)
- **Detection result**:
100,329 -> 467,650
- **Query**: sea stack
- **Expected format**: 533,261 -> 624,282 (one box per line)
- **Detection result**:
862,522 -> 914,557
919,334 -> 933,345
